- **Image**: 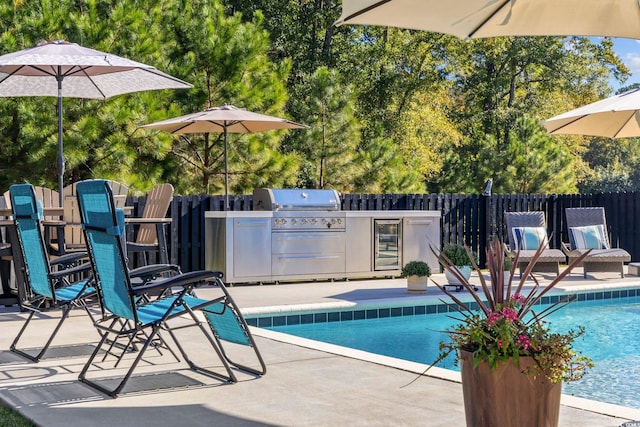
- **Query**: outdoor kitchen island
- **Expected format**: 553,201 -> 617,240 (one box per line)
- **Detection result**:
204,200 -> 441,285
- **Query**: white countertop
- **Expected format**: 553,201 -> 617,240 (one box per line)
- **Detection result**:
205,210 -> 441,218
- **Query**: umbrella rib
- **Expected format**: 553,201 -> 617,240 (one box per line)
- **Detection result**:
170,122 -> 195,134
140,67 -> 195,86
235,121 -> 252,133
0,64 -> 29,84
467,0 -> 511,38
612,111 -> 637,138
204,120 -> 227,132
22,64 -> 58,78
340,0 -> 392,23
78,67 -> 107,99
547,115 -> 588,134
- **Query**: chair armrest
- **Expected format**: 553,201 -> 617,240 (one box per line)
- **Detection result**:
561,242 -> 573,256
131,270 -> 223,296
49,262 -> 91,280
503,242 -> 514,256
129,264 -> 181,285
50,252 -> 88,268
125,218 -> 172,224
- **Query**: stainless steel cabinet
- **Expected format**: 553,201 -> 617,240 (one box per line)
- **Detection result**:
403,217 -> 440,271
345,217 -> 371,273
271,232 -> 345,276
233,218 -> 271,278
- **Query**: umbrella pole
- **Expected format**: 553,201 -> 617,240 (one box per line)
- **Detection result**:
224,125 -> 229,211
57,71 -> 64,206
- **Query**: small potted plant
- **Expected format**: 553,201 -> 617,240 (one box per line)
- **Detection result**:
432,241 -> 593,427
400,260 -> 431,293
441,243 -> 478,288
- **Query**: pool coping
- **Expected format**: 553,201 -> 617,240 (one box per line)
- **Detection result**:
247,281 -> 640,421
245,281 -> 640,327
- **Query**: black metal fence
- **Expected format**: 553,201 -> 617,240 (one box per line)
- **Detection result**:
127,192 -> 640,271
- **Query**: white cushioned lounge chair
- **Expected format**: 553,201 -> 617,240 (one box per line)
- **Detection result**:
563,207 -> 630,278
504,211 -> 566,277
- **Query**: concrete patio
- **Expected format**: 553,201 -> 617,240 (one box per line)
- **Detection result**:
1,270 -> 640,426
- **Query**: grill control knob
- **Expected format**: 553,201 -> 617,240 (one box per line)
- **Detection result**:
301,218 -> 308,225
311,218 -> 318,225
291,219 -> 297,225
321,219 -> 328,225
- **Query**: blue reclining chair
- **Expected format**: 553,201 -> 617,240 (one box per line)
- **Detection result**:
9,184 -> 95,362
76,180 -> 265,397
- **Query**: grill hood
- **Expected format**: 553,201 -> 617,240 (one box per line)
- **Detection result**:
253,188 -> 341,211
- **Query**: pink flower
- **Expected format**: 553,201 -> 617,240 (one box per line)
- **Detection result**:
513,293 -> 526,304
501,307 -> 518,322
516,334 -> 531,350
487,311 -> 501,327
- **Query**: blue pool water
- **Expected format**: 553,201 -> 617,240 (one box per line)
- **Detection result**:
266,295 -> 640,409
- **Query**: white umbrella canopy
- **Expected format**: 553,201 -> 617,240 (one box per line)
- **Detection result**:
543,88 -> 640,138
0,39 -> 193,201
336,0 -> 640,39
140,104 -> 308,209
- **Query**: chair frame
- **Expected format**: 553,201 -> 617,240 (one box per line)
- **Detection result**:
126,183 -> 173,266
8,184 -> 96,362
76,180 -> 265,397
48,180 -> 128,256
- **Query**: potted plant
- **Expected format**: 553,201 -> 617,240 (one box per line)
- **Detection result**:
433,241 -> 593,427
441,243 -> 479,288
401,260 -> 431,293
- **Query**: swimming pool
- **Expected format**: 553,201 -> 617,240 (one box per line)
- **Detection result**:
256,291 -> 640,409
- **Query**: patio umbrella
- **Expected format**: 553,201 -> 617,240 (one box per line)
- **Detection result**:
0,39 -> 193,203
542,88 -> 640,138
336,0 -> 640,39
139,104 -> 308,210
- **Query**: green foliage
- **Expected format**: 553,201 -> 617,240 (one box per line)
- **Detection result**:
148,0 -> 300,195
0,405 -> 35,427
401,260 -> 431,278
441,244 -> 478,266
435,241 -> 593,383
431,37 -> 625,193
501,115 -> 575,193
286,66 -> 361,190
0,2 -> 631,196
578,137 -> 640,192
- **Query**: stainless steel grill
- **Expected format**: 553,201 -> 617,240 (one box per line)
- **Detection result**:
205,189 -> 441,284
253,188 -> 344,231
252,188 -> 346,277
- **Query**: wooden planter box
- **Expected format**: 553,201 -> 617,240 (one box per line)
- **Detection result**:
460,350 -> 562,427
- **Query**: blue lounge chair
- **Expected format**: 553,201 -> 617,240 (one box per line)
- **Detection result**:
75,179 -> 265,397
9,184 -> 95,362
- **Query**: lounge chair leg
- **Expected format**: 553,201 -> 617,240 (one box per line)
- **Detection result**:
80,323 -> 167,398
165,311 -> 238,383
11,304 -> 72,362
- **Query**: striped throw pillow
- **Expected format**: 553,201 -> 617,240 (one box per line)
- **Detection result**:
512,227 -> 548,250
569,225 -> 609,250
